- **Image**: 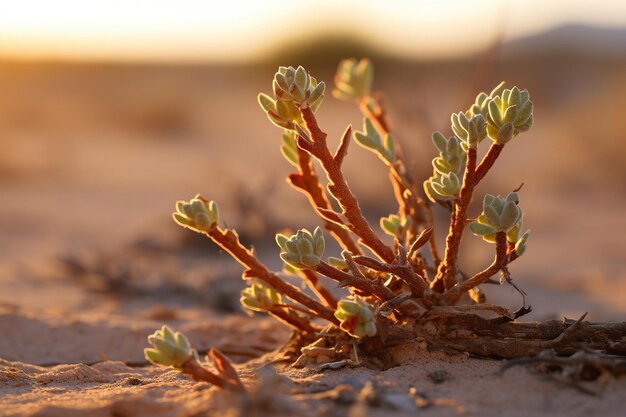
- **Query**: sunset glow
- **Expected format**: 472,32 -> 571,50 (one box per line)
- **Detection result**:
0,0 -> 624,62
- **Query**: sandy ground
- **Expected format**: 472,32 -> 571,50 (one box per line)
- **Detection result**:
0,56 -> 625,416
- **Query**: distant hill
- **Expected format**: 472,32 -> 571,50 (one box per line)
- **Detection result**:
503,24 -> 626,58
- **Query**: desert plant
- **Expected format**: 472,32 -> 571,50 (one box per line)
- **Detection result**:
145,325 -> 245,391
145,59 -> 626,389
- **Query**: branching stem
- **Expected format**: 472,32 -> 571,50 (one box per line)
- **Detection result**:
352,255 -> 430,297
206,227 -> 338,325
434,147 -> 478,291
288,147 -> 362,255
316,261 -> 395,301
300,107 -> 395,263
443,231 -> 507,304
433,141 -> 507,293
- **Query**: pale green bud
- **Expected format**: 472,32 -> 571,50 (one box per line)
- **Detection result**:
430,134 -> 466,176
276,227 -> 325,270
173,195 -> 219,233
451,112 -> 487,149
240,282 -> 282,313
380,214 -> 410,237
259,66 -> 325,130
506,221 -> 522,243
272,65 -> 325,108
470,192 -> 524,242
499,201 -> 522,230
144,325 -> 195,368
423,177 -> 438,203
484,84 -> 533,144
429,172 -> 461,199
334,295 -> 377,339
332,58 -> 374,102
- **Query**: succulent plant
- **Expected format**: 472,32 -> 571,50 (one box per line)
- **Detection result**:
469,192 -> 525,243
144,325 -> 195,368
173,195 -> 219,232
484,86 -> 534,144
424,171 -> 461,201
160,63 -> 586,371
451,112 -> 487,149
258,66 -> 325,130
332,58 -> 374,102
240,282 -> 282,313
431,133 -> 466,175
334,296 -> 377,339
276,227 -> 325,269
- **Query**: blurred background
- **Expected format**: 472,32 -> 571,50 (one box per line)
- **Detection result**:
0,0 -> 624,321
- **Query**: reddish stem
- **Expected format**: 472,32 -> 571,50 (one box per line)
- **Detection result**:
300,107 -> 395,263
289,147 -> 362,255
269,308 -> 319,334
434,147 -> 478,291
180,358 -> 225,388
351,255 -> 429,298
443,231 -> 507,304
316,261 -> 394,302
475,142 -> 504,183
433,141 -> 506,293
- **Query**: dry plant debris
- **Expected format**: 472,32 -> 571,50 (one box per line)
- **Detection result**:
141,59 -> 626,390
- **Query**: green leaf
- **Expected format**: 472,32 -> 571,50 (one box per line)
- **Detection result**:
488,99 -> 502,126
515,100 -> 533,125
275,234 -> 289,251
499,201 -> 521,230
469,221 -> 497,236
432,131 -> 447,152
257,93 -> 276,113
354,132 -> 379,149
497,123 -> 514,143
294,66 -> 309,92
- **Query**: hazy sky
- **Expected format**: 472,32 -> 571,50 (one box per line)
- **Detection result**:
0,0 -> 624,62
